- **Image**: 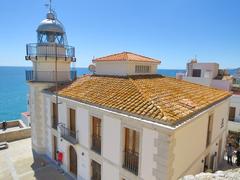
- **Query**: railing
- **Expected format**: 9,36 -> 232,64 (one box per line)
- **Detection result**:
123,150 -> 139,175
26,43 -> 76,61
91,135 -> 101,154
60,125 -> 78,145
25,70 -> 77,82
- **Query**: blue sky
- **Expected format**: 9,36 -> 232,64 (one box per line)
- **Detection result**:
0,0 -> 239,69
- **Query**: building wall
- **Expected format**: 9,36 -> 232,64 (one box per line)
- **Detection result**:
95,61 -> 158,76
95,61 -> 129,75
140,128 -> 158,180
171,99 -> 229,180
191,63 -> 219,79
32,58 -> 71,82
102,115 -> 121,165
29,82 -> 54,154
77,107 -> 90,148
182,77 -> 212,86
182,77 -> 231,91
43,93 -> 229,180
33,58 -> 71,72
43,95 -> 169,180
102,162 -> 119,180
211,80 -> 232,91
230,95 -> 240,122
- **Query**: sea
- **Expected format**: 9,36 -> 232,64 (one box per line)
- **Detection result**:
0,67 -> 237,122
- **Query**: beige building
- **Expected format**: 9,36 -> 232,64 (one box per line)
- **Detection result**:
26,8 -> 231,180
179,60 -> 240,133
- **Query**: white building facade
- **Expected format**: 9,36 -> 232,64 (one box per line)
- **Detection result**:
42,82 -> 230,180
26,8 -> 231,180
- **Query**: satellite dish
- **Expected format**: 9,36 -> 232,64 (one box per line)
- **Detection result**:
88,64 -> 96,73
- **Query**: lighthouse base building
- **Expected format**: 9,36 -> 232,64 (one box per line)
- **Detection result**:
35,52 -> 229,180
26,6 -> 231,180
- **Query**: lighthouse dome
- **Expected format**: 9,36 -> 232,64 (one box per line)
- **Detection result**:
37,12 -> 65,34
36,11 -> 67,45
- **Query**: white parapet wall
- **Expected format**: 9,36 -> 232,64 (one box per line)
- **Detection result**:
228,121 -> 240,132
182,77 -> 212,86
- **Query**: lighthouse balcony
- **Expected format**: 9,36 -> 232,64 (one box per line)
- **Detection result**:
25,43 -> 76,62
25,70 -> 77,82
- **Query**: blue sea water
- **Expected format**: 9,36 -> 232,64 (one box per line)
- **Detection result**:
0,67 -> 237,122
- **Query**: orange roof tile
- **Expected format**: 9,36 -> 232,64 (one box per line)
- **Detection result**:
49,75 -> 231,127
92,52 -> 161,63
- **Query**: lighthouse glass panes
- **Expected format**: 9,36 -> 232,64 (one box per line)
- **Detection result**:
38,32 -> 65,45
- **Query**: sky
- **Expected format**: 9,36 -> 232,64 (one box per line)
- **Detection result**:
0,0 -> 239,69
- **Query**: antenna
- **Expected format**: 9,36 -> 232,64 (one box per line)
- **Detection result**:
49,0 -> 52,12
45,0 -> 53,12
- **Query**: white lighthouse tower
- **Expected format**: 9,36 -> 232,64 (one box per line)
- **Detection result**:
25,3 -> 76,154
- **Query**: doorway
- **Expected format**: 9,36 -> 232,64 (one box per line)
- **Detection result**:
69,145 -> 77,176
53,136 -> 57,161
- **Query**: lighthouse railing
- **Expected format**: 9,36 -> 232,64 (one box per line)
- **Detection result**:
25,70 -> 77,82
25,43 -> 76,61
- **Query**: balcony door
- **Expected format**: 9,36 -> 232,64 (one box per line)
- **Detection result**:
69,145 -> 77,176
52,103 -> 58,129
69,108 -> 76,138
53,135 -> 57,161
123,128 -> 139,175
229,107 -> 236,121
91,160 -> 101,180
206,114 -> 213,147
92,117 -> 101,154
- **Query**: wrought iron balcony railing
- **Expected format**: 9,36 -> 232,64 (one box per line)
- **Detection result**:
25,70 -> 77,82
60,125 -> 78,145
91,135 -> 101,154
26,43 -> 76,61
123,150 -> 139,175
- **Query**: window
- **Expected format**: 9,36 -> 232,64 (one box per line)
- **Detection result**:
135,65 -> 151,73
92,117 -> 101,154
91,160 -> 101,180
52,102 -> 58,129
229,107 -> 236,121
192,69 -> 201,77
206,114 -> 213,147
69,108 -> 76,138
123,128 -> 139,175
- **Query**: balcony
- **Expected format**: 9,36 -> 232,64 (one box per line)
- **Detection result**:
60,125 -> 78,145
123,150 -> 139,175
25,43 -> 76,62
25,70 -> 77,82
91,135 -> 101,154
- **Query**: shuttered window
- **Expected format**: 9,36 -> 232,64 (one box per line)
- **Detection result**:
135,65 -> 151,73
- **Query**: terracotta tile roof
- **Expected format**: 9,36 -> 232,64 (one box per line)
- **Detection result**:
92,52 -> 161,63
49,75 -> 231,127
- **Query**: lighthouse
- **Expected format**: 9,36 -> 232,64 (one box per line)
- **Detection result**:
25,4 -> 76,154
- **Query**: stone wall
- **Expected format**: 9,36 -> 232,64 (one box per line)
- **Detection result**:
0,120 -> 31,142
0,127 -> 31,142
